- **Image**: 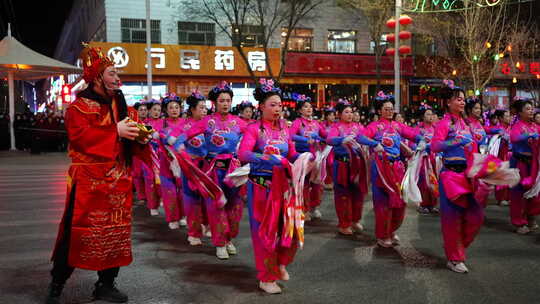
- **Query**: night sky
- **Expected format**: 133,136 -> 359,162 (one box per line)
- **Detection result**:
0,0 -> 74,57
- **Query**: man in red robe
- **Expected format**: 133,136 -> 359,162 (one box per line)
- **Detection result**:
46,45 -> 150,304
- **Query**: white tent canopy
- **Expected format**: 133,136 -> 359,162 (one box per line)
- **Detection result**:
0,25 -> 81,150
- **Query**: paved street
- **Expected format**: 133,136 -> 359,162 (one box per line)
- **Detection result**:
1,151 -> 540,304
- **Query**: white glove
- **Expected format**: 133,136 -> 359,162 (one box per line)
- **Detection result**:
117,118 -> 139,140
373,144 -> 384,153
343,135 -> 355,144
416,141 -> 427,152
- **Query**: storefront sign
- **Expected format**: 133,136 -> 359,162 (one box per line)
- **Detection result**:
89,42 -> 280,77
497,60 -> 540,78
284,52 -> 414,76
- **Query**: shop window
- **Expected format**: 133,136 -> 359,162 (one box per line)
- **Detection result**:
369,34 -> 389,54
281,28 -> 313,51
412,34 -> 436,56
178,22 -> 216,46
328,30 -> 357,53
121,18 -> 161,44
232,24 -> 265,47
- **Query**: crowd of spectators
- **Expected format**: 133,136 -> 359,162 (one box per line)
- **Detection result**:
0,110 -> 67,153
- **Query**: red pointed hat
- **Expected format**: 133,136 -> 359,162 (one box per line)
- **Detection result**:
79,43 -> 114,82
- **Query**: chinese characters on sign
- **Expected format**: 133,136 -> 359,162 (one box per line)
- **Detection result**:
180,50 -> 201,70
248,51 -> 266,71
500,61 -> 540,77
214,50 -> 235,70
107,45 -> 267,72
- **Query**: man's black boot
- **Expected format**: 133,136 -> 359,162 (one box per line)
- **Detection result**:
45,282 -> 64,304
92,281 -> 128,303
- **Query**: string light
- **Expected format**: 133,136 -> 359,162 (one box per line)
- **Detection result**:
452,69 -> 457,76
512,77 -> 517,84
403,0 -> 513,13
485,42 -> 492,48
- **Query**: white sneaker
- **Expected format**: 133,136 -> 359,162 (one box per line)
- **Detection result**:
201,225 -> 212,238
168,221 -> 180,230
226,242 -> 237,255
187,236 -> 202,246
312,208 -> 322,219
259,281 -> 282,294
352,222 -> 364,233
179,217 -> 187,227
150,209 -> 159,216
517,225 -> 531,234
499,200 -> 509,206
391,234 -> 401,245
447,261 -> 469,273
216,246 -> 230,259
279,265 -> 289,281
377,238 -> 393,248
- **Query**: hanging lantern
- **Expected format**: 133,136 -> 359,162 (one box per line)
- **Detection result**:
386,18 -> 396,29
398,45 -> 412,55
386,34 -> 396,43
398,31 -> 412,40
512,77 -> 517,84
399,15 -> 413,26
385,48 -> 396,56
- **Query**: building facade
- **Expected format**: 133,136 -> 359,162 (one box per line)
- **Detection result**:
55,0 -> 420,109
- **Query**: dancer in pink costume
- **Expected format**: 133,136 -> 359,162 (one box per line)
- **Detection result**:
289,94 -> 327,221
169,82 -> 247,259
431,81 -> 482,273
322,107 -> 336,189
509,98 -> 540,235
158,94 -> 185,230
415,103 -> 440,215
238,79 -> 305,294
238,100 -> 256,124
362,92 -> 421,248
142,100 -> 162,215
169,90 -> 211,245
491,109 -> 512,206
327,101 -> 376,236
132,101 -> 149,203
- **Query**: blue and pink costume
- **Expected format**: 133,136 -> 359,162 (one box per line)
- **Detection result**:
289,117 -> 327,213
239,119 -> 300,282
326,121 -> 372,229
158,117 -> 184,224
139,116 -> 162,212
174,117 -> 209,239
432,113 -> 483,262
509,119 -> 540,227
185,113 -> 247,247
361,118 -> 420,240
416,122 -> 439,209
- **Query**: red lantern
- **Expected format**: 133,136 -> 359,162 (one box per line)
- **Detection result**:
398,30 -> 412,40
385,48 -> 396,56
399,15 -> 413,26
386,34 -> 396,43
399,45 -> 411,55
386,18 -> 396,29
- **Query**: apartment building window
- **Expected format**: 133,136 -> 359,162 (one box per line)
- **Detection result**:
281,28 -> 313,51
232,24 -> 265,47
328,30 -> 357,53
370,34 -> 389,53
413,34 -> 436,56
178,22 -> 216,45
121,18 -> 161,43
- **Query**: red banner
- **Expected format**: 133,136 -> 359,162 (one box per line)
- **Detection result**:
284,52 -> 414,76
